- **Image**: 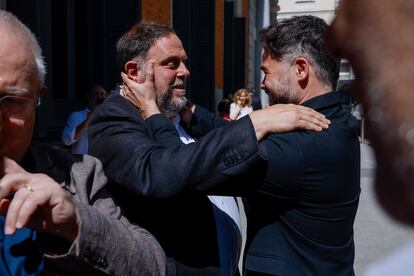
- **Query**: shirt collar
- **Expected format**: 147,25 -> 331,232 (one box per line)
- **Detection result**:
301,91 -> 341,111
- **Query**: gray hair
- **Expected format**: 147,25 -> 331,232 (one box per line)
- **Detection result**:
259,15 -> 340,90
0,10 -> 46,85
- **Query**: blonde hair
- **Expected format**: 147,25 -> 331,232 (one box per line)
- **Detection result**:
233,88 -> 252,107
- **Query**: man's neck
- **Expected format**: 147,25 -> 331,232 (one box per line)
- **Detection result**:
298,84 -> 332,104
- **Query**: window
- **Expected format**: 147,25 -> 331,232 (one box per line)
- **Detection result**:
295,0 -> 315,3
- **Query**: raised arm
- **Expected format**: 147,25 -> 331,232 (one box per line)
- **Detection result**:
89,96 -> 264,198
89,67 -> 329,199
121,68 -> 331,141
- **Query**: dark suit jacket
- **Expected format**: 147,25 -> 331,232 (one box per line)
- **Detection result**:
88,94 -> 266,274
188,92 -> 360,276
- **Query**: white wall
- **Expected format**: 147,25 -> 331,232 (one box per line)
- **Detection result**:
277,0 -> 336,23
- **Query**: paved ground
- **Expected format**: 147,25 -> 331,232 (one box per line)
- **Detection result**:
354,143 -> 414,275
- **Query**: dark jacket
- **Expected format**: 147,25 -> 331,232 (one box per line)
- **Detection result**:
88,94 -> 266,274
189,92 -> 361,276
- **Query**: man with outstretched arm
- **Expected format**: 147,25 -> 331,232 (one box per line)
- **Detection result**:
119,17 -> 360,275
89,22 -> 329,275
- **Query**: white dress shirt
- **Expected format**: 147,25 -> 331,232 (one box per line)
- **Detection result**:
171,114 -> 242,276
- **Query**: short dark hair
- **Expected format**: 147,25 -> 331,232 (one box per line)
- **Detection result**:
259,15 -> 340,89
116,21 -> 175,72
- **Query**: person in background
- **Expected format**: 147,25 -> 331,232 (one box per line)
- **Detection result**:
229,88 -> 253,121
217,98 -> 231,121
0,10 -> 165,275
61,85 -> 107,154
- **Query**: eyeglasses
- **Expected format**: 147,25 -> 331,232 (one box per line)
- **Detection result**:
0,95 -> 40,117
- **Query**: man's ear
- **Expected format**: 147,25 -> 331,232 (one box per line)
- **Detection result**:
294,57 -> 309,81
39,85 -> 47,96
124,61 -> 140,82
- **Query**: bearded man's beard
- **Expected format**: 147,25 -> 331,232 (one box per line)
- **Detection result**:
269,91 -> 292,105
157,87 -> 188,114
268,76 -> 298,105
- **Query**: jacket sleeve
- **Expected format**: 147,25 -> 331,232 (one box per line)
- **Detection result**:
89,95 -> 267,198
41,156 -> 167,275
145,114 -> 183,146
61,112 -> 81,145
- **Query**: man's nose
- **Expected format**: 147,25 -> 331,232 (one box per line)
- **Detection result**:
177,62 -> 190,79
260,79 -> 266,89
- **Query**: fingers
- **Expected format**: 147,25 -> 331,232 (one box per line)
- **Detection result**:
121,72 -> 133,89
285,104 -> 330,130
0,171 -> 78,240
0,173 -> 33,234
14,188 -> 51,230
0,173 -> 48,234
4,186 -> 33,234
0,173 -> 29,199
144,61 -> 155,85
299,120 -> 323,132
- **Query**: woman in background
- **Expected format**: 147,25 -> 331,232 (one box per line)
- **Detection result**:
229,88 -> 253,121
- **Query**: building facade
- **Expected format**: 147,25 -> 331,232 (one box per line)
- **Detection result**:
1,0 -> 350,140
273,0 -> 353,81
0,0 -> 254,140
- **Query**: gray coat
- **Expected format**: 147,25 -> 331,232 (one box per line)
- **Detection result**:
26,143 -> 166,275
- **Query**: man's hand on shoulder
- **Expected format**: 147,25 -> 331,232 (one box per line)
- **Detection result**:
249,104 -> 330,141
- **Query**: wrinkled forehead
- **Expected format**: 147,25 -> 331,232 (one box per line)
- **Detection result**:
0,30 -> 39,97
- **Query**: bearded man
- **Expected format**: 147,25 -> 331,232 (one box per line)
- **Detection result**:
89,21 -> 330,275
116,17 -> 361,275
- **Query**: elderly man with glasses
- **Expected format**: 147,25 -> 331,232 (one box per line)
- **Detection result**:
0,10 -> 166,275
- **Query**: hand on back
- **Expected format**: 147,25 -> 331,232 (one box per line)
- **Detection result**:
249,104 -> 330,141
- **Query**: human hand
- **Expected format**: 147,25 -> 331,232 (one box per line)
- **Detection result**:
120,61 -> 160,119
0,157 -> 79,242
249,104 -> 330,141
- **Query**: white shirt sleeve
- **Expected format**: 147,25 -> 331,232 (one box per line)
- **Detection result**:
229,103 -> 241,120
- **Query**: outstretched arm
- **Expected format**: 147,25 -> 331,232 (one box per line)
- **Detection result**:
121,64 -> 330,141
